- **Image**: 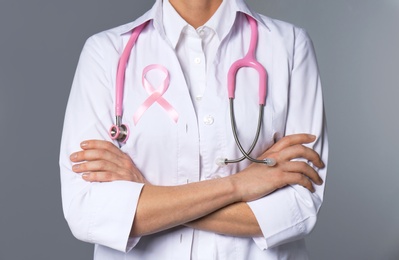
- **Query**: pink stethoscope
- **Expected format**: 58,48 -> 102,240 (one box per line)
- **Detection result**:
109,14 -> 276,167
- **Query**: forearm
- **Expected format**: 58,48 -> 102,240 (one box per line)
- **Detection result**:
185,202 -> 263,237
130,177 -> 238,237
71,135 -> 324,239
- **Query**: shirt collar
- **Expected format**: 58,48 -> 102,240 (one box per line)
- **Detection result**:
117,0 -> 269,38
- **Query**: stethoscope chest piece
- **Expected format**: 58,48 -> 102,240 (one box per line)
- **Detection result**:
109,116 -> 129,143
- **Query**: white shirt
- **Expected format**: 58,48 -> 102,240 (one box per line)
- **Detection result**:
60,0 -> 328,259
163,0 -> 230,114
162,2 -> 239,258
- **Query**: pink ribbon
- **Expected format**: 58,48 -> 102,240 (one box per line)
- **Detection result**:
133,64 -> 179,125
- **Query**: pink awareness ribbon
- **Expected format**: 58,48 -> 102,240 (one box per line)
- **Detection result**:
133,64 -> 179,125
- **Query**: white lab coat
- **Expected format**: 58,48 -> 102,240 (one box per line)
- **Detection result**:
60,0 -> 328,259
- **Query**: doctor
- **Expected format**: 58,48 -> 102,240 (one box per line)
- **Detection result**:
60,0 -> 328,259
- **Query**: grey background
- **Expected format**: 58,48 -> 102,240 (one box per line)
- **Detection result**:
0,0 -> 398,259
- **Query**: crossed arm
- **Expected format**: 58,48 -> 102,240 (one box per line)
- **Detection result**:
70,134 -> 324,238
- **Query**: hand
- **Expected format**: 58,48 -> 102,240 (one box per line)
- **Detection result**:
231,134 -> 324,202
70,140 -> 147,183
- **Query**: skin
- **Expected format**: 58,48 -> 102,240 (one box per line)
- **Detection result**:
70,134 -> 324,237
169,0 -> 223,28
69,0 -> 325,238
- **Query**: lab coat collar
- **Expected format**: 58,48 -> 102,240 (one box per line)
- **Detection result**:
117,0 -> 269,37
232,0 -> 268,28
162,0 -> 189,49
117,0 -> 163,36
204,0 -> 270,42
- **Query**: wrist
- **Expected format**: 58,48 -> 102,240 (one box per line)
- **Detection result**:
226,173 -> 244,202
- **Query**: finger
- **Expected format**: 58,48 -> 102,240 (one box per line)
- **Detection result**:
279,144 -> 324,168
81,171 -> 145,183
70,148 -> 120,163
81,172 -> 126,182
283,172 -> 315,193
72,160 -> 119,173
80,140 -> 122,156
282,161 -> 323,185
270,134 -> 316,152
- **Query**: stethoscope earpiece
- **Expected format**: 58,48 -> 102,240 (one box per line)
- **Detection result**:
216,156 -> 276,167
215,157 -> 228,167
263,158 -> 276,167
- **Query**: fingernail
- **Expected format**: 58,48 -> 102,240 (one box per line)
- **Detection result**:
82,173 -> 89,180
72,164 -> 80,171
320,160 -> 325,168
308,134 -> 316,139
81,141 -> 88,148
70,153 -> 77,160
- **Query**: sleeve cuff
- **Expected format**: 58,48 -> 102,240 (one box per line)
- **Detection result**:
126,236 -> 141,252
247,186 -> 319,250
87,181 -> 144,252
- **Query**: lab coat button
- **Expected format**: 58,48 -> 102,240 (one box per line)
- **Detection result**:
194,57 -> 201,64
203,115 -> 214,125
195,95 -> 203,101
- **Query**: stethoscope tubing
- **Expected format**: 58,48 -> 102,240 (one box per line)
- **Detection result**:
225,100 -> 263,164
224,100 -> 276,166
109,21 -> 149,142
115,21 -> 149,118
223,15 -> 276,167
